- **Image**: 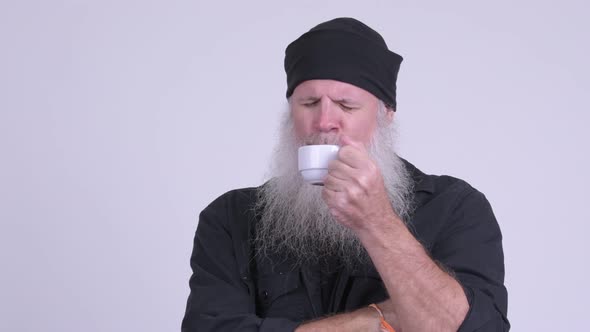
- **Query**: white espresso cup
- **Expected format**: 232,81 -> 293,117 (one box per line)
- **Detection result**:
298,145 -> 340,185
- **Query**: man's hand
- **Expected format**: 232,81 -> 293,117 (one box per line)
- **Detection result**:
322,135 -> 396,231
295,306 -> 382,332
377,299 -> 399,331
321,135 -> 469,332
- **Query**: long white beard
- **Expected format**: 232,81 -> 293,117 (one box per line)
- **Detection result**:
255,108 -> 415,268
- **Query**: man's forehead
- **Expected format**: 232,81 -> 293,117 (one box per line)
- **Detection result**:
292,79 -> 376,101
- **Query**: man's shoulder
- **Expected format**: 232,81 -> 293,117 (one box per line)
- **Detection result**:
202,186 -> 261,214
197,186 -> 262,238
403,159 -> 484,205
403,160 -> 499,248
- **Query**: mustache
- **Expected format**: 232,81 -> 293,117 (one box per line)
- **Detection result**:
303,132 -> 341,145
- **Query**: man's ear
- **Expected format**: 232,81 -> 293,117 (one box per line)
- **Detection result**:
386,108 -> 395,123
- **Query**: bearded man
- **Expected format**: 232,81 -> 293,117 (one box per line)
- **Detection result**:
182,18 -> 509,332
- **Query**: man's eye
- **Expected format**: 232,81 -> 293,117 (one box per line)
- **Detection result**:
340,104 -> 355,111
303,100 -> 319,107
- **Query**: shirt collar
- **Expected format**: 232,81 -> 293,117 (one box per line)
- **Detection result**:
401,157 -> 435,194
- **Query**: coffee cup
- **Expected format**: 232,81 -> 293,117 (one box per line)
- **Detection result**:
298,145 -> 340,185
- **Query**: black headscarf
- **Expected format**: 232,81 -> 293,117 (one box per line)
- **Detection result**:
284,17 -> 403,109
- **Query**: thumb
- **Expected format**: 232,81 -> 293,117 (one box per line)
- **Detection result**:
339,135 -> 364,149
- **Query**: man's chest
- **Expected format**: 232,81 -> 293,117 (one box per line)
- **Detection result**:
252,256 -> 389,322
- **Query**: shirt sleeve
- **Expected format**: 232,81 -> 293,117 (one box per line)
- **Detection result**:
432,187 -> 510,332
181,192 -> 300,332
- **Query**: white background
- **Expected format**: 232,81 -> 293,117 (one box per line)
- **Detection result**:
1,0 -> 588,331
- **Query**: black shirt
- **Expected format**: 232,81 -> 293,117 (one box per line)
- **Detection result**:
182,161 -> 510,331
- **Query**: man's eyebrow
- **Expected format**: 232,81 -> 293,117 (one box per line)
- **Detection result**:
332,98 -> 359,104
295,96 -> 320,102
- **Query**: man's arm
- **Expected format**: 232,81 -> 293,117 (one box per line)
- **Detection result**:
182,190 -> 300,332
295,306 -> 381,332
320,136 -> 507,331
424,189 -> 509,331
308,181 -> 509,332
354,210 -> 469,331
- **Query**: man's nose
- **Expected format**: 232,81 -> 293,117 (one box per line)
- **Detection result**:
315,99 -> 339,133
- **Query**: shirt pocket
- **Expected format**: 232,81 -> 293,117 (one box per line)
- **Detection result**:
256,270 -> 306,321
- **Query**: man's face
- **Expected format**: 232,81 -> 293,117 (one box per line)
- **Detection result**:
290,79 -> 390,145
256,80 -> 413,267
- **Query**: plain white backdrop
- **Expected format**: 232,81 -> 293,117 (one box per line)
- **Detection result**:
1,0 -> 588,331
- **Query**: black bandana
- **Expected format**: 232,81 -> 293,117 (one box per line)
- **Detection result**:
284,17 -> 403,109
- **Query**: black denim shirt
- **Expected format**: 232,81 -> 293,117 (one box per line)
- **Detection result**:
182,161 -> 510,331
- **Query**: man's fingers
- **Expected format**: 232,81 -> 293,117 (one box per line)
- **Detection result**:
339,134 -> 365,150
323,173 -> 348,192
327,159 -> 356,180
337,146 -> 367,169
321,187 -> 350,218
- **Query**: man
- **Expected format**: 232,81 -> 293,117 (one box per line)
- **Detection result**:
182,18 -> 509,331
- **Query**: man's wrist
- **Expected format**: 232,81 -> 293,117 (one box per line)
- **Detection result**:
295,307 -> 381,332
355,211 -> 410,250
